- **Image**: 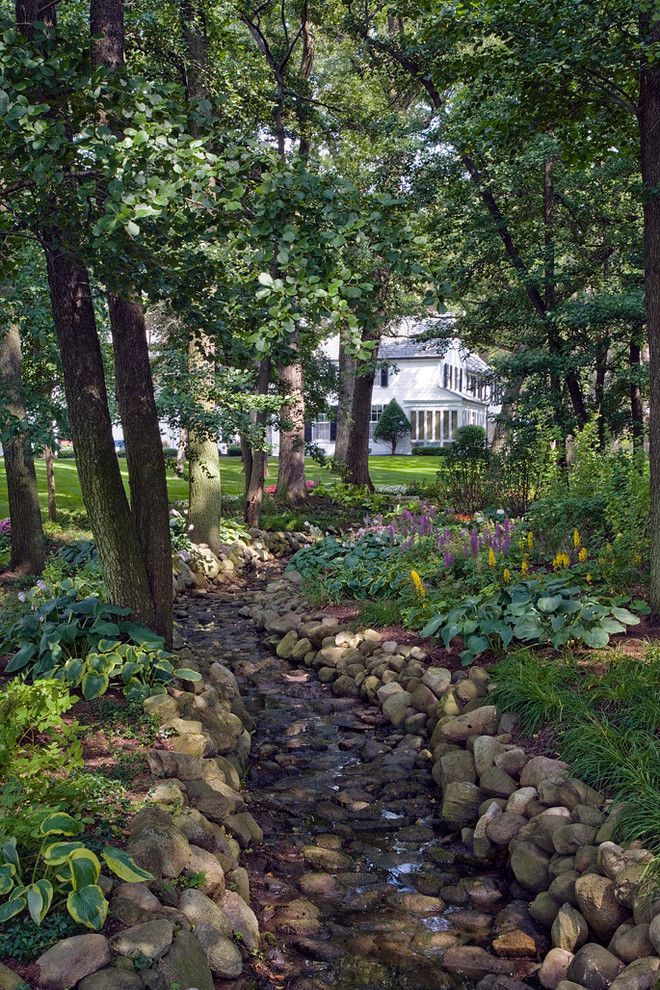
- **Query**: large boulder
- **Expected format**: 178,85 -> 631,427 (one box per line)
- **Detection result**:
36,935 -> 111,990
575,873 -> 630,942
111,920 -> 174,962
539,948 -> 575,990
551,904 -> 589,952
567,944 -> 624,990
156,929 -> 214,990
509,841 -> 551,893
440,706 -> 499,743
609,957 -> 660,990
442,782 -> 484,828
127,807 -> 191,879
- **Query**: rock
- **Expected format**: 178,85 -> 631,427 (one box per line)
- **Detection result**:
127,807 -> 191,879
302,845 -> 353,870
227,865 -> 250,904
216,890 -> 260,951
222,811 -> 263,847
496,748 -> 529,777
491,931 -> 538,957
112,920 -> 174,962
146,780 -> 186,812
507,787 -> 538,815
575,873 -> 630,941
442,781 -> 484,827
554,825 -> 597,855
480,766 -> 519,798
476,978 -> 531,990
179,888 -> 232,936
559,779 -> 603,810
276,629 -> 299,657
650,914 -> 660,954
474,736 -> 507,776
77,970 -> 145,990
540,949 -> 575,989
609,958 -> 660,990
567,944 -> 624,990
36,935 -> 111,990
609,924 -> 655,964
0,962 -> 30,990
440,706 -> 499,743
157,929 -> 214,990
332,674 -> 360,697
195,927 -> 243,978
552,904 -> 589,952
423,667 -> 452,696
144,693 -> 179,723
487,813 -> 527,846
442,946 -> 536,980
376,681 -> 405,703
186,844 -> 226,896
527,808 -> 572,853
438,750 -> 477,786
509,841 -> 551,892
382,691 -> 413,727
520,757 -> 570,789
549,871 -> 579,907
529,892 -> 561,927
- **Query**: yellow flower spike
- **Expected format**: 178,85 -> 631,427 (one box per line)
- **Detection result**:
553,551 -> 570,570
488,548 -> 496,569
586,573 -> 592,583
573,528 -> 581,549
503,567 -> 511,583
527,531 -> 533,551
410,570 -> 426,599
521,558 -> 528,577
578,547 -> 588,563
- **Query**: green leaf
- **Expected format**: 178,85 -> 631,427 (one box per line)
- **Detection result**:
466,634 -> 489,656
5,643 -> 36,673
173,668 -> 202,682
101,848 -> 153,883
40,813 -> 83,837
1,838 -> 19,870
43,841 -> 86,867
67,884 -> 108,930
81,670 -> 110,700
581,626 -> 610,648
257,271 -> 273,287
419,614 -> 444,638
27,879 -> 53,925
537,595 -> 563,613
69,850 -> 101,891
610,606 -> 640,625
0,864 -> 16,895
0,895 -> 25,923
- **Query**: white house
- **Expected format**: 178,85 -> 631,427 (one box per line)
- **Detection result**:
270,319 -> 497,456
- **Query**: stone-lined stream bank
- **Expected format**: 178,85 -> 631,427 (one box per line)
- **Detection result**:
174,563 -> 660,990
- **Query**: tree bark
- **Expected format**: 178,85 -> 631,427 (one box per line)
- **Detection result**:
640,7 -> 660,611
629,338 -> 644,449
245,358 -> 270,527
108,296 -> 173,643
0,325 -> 45,575
276,330 -> 307,502
345,362 -> 377,490
44,245 -> 155,620
44,445 -> 57,522
334,331 -> 356,465
91,0 -> 173,644
176,427 -> 187,476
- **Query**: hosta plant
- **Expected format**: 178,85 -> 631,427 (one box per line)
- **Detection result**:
420,574 -> 645,665
0,814 -> 152,930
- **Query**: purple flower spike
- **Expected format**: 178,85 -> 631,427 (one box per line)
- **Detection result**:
443,551 -> 455,567
470,529 -> 479,557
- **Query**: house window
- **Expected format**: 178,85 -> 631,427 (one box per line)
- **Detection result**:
410,408 -> 460,444
443,363 -> 448,388
312,413 -> 330,442
380,367 -> 389,387
369,405 -> 383,438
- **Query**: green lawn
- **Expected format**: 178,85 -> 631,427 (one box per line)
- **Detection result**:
0,455 -> 441,518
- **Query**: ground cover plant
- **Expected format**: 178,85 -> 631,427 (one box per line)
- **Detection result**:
490,647 -> 660,858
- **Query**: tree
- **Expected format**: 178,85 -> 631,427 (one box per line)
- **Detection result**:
373,398 -> 410,454
0,322 -> 45,576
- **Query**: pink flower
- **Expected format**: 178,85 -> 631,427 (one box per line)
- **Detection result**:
0,518 -> 10,534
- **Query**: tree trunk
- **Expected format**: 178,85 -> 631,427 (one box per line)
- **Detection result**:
44,445 -> 57,522
491,377 -> 523,452
90,0 -> 172,643
629,338 -> 644,449
640,7 -> 660,611
44,244 -> 156,623
594,345 -> 608,450
0,325 -> 45,575
334,332 -> 356,465
276,330 -> 306,502
108,296 -> 173,643
187,334 -> 223,552
345,364 -> 377,490
245,359 -> 270,527
240,434 -> 253,500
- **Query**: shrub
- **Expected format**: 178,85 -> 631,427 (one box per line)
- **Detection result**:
373,399 -> 411,454
412,445 -> 450,456
226,444 -> 242,456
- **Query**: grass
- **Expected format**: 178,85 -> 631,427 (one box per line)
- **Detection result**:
0,455 -> 442,518
490,646 -> 660,857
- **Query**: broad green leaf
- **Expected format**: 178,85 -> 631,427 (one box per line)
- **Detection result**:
581,626 -> 610,649
173,668 -> 202,682
101,848 -> 153,883
5,643 -> 36,673
600,618 -> 627,634
43,841 -> 86,866
1,838 -> 19,869
0,864 -> 16,895
69,849 -> 101,891
611,607 -> 640,625
419,614 -> 444,638
466,634 -> 489,656
40,813 -> 83,837
537,595 -> 563,613
27,879 -> 53,925
0,895 -> 25,923
81,670 -> 110,700
67,884 -> 108,930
